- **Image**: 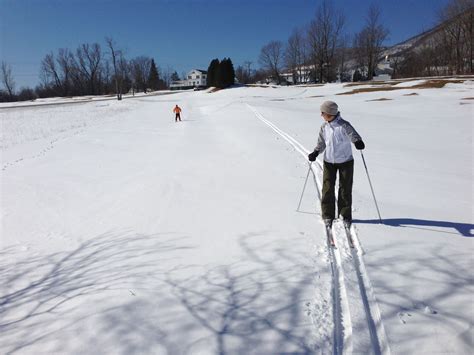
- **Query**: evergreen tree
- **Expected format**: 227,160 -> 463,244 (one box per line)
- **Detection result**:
221,58 -> 227,88
226,58 -> 235,87
148,59 -> 160,90
216,58 -> 226,88
207,58 -> 220,87
217,58 -> 236,88
206,57 -> 235,89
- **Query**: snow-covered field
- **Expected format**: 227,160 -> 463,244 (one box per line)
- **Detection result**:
1,81 -> 473,354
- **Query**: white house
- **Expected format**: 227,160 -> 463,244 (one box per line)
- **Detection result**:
186,69 -> 207,87
277,65 -> 315,85
170,69 -> 207,90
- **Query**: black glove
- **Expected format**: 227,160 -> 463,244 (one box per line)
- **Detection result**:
308,150 -> 319,162
354,140 -> 365,150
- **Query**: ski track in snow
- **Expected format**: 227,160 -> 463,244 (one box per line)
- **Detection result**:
246,103 -> 391,355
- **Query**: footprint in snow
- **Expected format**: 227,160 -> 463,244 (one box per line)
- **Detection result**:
398,311 -> 412,324
398,304 -> 438,324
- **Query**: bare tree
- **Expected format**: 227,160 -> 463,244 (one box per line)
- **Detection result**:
244,61 -> 253,79
285,27 -> 308,84
439,0 -> 474,74
259,40 -> 284,84
57,49 -> 74,96
353,30 -> 368,79
234,61 -> 253,84
162,65 -> 174,88
336,34 -> 352,82
40,53 -> 62,90
106,37 -> 126,100
235,65 -> 249,84
76,43 -> 102,95
457,0 -> 474,73
1,61 -> 16,98
103,60 -> 112,93
307,0 -> 345,83
39,49 -> 74,96
355,4 -> 389,80
130,56 -> 152,93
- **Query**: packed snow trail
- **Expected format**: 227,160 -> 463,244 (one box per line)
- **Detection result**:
342,223 -> 391,355
323,218 -> 353,354
247,103 -> 391,354
332,221 -> 391,355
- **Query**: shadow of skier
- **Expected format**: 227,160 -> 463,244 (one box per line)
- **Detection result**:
353,218 -> 473,237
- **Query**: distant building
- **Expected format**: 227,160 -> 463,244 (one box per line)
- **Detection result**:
170,69 -> 207,90
280,65 -> 314,84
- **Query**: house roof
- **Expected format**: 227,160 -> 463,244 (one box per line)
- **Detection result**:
190,69 -> 208,74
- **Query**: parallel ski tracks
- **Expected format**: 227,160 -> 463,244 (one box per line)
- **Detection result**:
247,103 -> 390,355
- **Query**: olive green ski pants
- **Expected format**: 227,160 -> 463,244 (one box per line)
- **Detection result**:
321,159 -> 354,221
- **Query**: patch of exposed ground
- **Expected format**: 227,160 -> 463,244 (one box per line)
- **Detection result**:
338,79 -> 467,95
344,81 -> 399,87
337,87 -> 400,95
366,98 -> 393,102
403,93 -> 419,96
410,79 -> 465,89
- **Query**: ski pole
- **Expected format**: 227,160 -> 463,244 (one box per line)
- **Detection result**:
360,151 -> 382,223
297,162 -> 312,211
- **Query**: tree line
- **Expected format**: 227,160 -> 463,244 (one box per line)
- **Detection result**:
1,0 -> 472,102
392,0 -> 473,78
252,0 -> 472,85
252,0 -> 389,85
0,37 -> 173,102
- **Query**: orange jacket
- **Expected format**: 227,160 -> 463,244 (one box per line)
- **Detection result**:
173,106 -> 182,113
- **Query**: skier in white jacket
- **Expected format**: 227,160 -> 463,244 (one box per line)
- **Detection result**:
308,101 -> 365,227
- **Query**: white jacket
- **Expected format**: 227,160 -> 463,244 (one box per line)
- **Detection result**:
314,114 -> 362,164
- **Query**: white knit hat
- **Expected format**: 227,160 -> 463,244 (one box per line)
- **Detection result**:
320,101 -> 339,116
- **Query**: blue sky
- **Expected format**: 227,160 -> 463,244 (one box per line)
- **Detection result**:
1,0 -> 450,89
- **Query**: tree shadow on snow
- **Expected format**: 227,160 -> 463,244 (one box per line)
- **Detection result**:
365,242 -> 474,353
163,232 -> 323,354
0,231 -> 197,354
1,231 -> 322,354
353,218 -> 474,237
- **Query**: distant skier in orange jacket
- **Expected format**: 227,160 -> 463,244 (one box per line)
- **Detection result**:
173,105 -> 182,122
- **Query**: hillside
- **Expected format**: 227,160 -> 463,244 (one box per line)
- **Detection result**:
381,5 -> 473,66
